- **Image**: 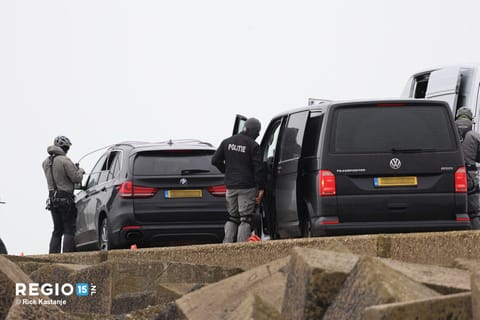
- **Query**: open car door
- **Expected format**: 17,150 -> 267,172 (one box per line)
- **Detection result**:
425,67 -> 462,112
232,114 -> 247,136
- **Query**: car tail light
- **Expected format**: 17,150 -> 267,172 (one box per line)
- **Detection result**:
208,185 -> 227,197
118,181 -> 157,198
455,167 -> 467,193
319,170 -> 336,196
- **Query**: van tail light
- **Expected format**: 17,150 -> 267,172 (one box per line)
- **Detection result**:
455,167 -> 467,193
118,181 -> 157,198
319,170 -> 336,196
208,185 -> 227,197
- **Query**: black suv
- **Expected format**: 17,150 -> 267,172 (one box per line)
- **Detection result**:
74,140 -> 227,250
239,99 -> 471,239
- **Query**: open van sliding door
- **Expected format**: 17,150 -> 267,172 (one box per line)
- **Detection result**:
425,67 -> 462,113
274,111 -> 309,238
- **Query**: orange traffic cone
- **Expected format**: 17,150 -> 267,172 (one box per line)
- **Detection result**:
248,232 -> 261,242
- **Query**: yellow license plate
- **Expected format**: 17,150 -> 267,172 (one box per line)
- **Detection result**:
374,176 -> 417,187
164,189 -> 203,198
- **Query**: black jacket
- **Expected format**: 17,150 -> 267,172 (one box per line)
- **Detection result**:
212,133 -> 266,189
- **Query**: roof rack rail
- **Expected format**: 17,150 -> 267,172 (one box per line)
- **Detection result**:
155,139 -> 214,147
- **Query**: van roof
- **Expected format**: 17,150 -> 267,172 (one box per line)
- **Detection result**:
271,99 -> 450,119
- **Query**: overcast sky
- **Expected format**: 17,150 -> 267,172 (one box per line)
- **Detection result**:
1,1 -> 480,255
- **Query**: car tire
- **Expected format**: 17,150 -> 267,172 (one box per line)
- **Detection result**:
99,218 -> 111,251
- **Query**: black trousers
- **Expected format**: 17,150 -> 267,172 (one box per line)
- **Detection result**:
49,202 -> 77,253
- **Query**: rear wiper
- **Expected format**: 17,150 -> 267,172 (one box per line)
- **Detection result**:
391,148 -> 437,154
181,169 -> 210,175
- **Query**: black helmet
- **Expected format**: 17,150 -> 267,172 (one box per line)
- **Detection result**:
243,118 -> 261,139
456,107 -> 473,120
54,136 -> 72,148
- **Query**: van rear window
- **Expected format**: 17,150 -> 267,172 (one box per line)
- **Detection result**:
134,150 -> 220,176
331,106 -> 456,153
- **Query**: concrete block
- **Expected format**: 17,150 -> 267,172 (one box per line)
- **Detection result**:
227,294 -> 286,320
281,247 -> 360,320
176,256 -> 290,320
364,292 -> 472,320
323,256 -> 440,320
381,258 -> 470,294
472,272 -> 480,320
0,256 -> 76,320
453,258 -> 480,273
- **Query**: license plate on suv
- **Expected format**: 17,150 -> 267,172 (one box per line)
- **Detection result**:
164,189 -> 203,198
374,176 -> 418,187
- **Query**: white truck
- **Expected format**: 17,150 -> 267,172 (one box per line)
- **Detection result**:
401,64 -> 480,131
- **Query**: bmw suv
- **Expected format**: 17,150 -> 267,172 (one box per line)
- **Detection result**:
74,140 -> 227,250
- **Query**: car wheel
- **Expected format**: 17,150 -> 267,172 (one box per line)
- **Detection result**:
99,218 -> 110,251
0,237 -> 7,254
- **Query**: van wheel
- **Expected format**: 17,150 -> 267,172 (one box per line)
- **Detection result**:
301,218 -> 312,238
99,218 -> 110,251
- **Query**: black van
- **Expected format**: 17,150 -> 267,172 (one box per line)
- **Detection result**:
238,100 -> 471,239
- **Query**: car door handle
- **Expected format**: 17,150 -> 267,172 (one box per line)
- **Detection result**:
100,187 -> 107,192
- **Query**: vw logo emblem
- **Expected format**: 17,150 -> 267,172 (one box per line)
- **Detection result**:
390,158 -> 402,170
180,178 -> 188,185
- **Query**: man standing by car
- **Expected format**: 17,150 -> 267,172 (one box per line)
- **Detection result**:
42,136 -> 85,253
212,118 -> 266,242
455,107 -> 480,229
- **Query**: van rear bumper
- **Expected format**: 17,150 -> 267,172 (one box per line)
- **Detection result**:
311,217 -> 472,236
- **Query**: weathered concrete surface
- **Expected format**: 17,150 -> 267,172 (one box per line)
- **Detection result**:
381,258 -> 471,294
364,292 -> 472,320
386,231 -> 480,266
323,256 -> 440,320
34,236 -> 378,270
31,231 -> 480,271
176,256 -> 290,320
472,272 -> 480,320
0,256 -> 76,320
453,258 -> 480,273
227,294 -> 286,320
281,247 -> 359,320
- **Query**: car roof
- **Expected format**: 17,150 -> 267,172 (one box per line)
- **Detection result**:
270,98 -> 450,119
111,139 -> 216,153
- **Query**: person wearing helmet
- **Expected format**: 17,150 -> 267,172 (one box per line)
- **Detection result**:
212,118 -> 266,242
455,107 -> 480,229
42,136 -> 85,253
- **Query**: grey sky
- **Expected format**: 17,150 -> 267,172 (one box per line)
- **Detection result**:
1,1 -> 479,255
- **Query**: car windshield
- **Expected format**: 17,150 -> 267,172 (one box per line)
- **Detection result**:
331,105 -> 457,154
133,150 -> 220,176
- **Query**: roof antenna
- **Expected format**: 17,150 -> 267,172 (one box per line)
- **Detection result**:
168,139 -> 173,146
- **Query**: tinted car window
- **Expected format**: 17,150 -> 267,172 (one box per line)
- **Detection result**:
279,111 -> 308,162
301,112 -> 323,157
332,106 -> 456,154
86,153 -> 107,188
263,119 -> 282,162
134,151 -> 221,176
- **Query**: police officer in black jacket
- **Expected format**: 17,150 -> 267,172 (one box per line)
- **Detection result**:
212,118 -> 266,242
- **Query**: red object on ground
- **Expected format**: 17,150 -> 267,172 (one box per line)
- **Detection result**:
248,234 -> 261,242
130,244 -> 138,250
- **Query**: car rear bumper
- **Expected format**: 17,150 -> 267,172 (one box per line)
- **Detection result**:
112,223 -> 225,248
311,217 -> 472,236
